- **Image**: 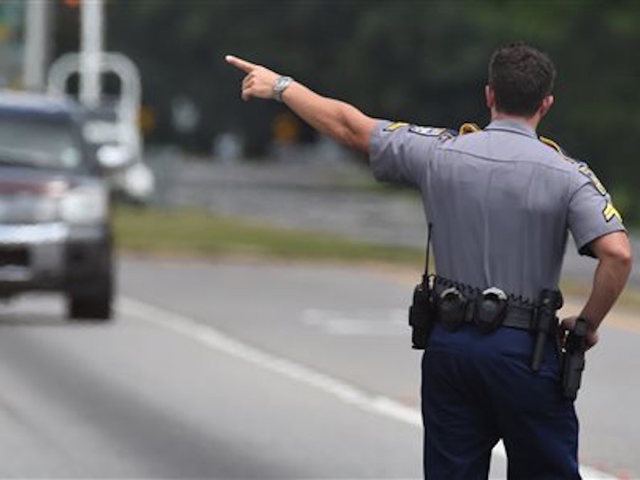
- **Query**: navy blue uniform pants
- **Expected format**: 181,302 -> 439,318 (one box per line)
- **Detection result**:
422,324 -> 581,479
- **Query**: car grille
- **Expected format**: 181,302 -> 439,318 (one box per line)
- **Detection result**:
0,247 -> 29,267
0,195 -> 58,224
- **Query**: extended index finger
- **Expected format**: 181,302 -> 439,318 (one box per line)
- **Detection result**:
225,55 -> 257,73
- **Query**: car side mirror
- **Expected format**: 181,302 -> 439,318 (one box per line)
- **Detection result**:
96,144 -> 131,170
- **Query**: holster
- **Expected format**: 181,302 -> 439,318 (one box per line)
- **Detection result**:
531,289 -> 563,372
561,318 -> 588,400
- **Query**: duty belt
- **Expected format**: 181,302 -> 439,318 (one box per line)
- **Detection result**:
431,277 -> 556,336
440,300 -> 541,332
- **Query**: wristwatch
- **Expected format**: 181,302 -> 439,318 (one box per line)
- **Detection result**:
273,76 -> 294,102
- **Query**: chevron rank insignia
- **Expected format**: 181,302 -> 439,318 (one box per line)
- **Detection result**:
384,122 -> 409,132
602,202 -> 622,223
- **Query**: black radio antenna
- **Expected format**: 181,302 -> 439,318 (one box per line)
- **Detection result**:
423,222 -> 433,280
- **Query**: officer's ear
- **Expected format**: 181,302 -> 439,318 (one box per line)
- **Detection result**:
485,85 -> 495,109
539,95 -> 554,118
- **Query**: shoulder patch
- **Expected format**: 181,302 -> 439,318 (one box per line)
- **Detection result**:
458,123 -> 481,135
384,122 -> 409,132
578,163 -> 608,196
408,125 -> 446,137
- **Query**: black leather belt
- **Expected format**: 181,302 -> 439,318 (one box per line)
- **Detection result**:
502,305 -> 539,331
455,302 -> 538,331
442,302 -> 562,337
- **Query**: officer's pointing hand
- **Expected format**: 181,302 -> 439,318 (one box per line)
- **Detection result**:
226,55 -> 281,102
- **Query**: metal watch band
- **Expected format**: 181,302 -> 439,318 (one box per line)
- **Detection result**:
273,76 -> 293,102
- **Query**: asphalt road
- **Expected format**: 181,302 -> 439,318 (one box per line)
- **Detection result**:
0,257 -> 636,478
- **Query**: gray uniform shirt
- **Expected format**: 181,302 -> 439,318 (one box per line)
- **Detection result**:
370,119 -> 626,302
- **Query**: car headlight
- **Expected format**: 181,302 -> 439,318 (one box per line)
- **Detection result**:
123,163 -> 155,200
59,186 -> 108,225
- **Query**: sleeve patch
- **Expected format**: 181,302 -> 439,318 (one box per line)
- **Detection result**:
602,202 -> 622,223
578,163 -> 608,196
384,122 -> 409,132
408,125 -> 446,137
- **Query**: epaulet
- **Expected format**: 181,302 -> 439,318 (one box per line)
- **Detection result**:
458,123 -> 481,135
539,136 -> 577,164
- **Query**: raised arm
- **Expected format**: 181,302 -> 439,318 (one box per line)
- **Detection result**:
226,55 -> 377,153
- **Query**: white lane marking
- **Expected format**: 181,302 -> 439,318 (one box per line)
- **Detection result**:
119,296 -> 618,480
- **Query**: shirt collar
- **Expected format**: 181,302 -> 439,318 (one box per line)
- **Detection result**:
485,119 -> 537,138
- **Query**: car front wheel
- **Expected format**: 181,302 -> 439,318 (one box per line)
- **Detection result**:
67,282 -> 113,321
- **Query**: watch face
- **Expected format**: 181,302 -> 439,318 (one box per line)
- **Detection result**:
273,77 -> 292,101
276,77 -> 288,91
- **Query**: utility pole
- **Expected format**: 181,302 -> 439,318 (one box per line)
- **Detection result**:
80,0 -> 104,108
24,0 -> 52,91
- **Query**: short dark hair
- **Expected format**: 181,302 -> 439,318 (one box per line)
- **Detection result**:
488,42 -> 556,117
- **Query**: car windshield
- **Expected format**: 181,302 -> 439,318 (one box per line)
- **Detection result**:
0,116 -> 82,171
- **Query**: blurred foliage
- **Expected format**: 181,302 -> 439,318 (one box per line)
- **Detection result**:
54,0 -> 640,222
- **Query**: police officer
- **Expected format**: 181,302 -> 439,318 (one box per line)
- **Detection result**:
227,42 -> 632,479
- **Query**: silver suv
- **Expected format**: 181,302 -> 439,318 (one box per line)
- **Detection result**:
0,92 -> 113,320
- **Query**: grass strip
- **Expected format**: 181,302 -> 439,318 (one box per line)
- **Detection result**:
113,207 -> 422,265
